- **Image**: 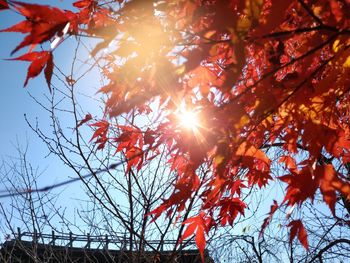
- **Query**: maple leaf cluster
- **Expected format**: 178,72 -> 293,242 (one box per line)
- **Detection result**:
2,0 -> 350,259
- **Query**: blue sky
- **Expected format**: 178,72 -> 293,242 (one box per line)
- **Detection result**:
0,1 -> 76,162
0,1 -> 103,172
0,1 -> 99,237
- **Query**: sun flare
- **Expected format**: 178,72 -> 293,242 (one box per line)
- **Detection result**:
177,109 -> 200,130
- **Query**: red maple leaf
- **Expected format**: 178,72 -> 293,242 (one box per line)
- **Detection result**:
0,0 -> 9,10
2,1 -> 76,54
90,120 -> 109,150
288,219 -> 309,250
260,200 -> 279,237
218,198 -> 246,226
73,0 -> 95,9
10,51 -> 54,89
77,113 -> 93,128
3,0 -> 350,256
279,156 -> 297,171
317,164 -> 350,215
179,214 -> 208,262
252,0 -> 294,37
279,167 -> 319,206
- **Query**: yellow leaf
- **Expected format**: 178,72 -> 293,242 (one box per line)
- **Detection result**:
204,30 -> 216,39
237,0 -> 264,34
343,56 -> 350,68
237,16 -> 252,33
214,154 -> 225,166
175,65 -> 185,75
333,39 -> 342,53
234,114 -> 250,129
251,0 -> 263,19
313,6 -> 322,17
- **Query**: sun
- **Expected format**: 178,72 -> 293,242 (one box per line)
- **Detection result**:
177,109 -> 200,131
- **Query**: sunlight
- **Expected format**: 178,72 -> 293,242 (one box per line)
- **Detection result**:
177,109 -> 200,131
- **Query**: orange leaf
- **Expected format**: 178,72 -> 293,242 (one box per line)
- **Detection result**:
180,215 -> 207,262
196,225 -> 206,261
178,222 -> 196,244
279,156 -> 297,170
236,142 -> 270,164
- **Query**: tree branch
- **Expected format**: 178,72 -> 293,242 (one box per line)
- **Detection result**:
309,239 -> 350,263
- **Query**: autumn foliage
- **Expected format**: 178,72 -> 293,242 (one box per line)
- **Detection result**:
2,0 -> 350,259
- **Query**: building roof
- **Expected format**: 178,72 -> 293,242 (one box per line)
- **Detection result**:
0,239 -> 213,263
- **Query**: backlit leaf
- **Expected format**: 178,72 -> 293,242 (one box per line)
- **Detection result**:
288,220 -> 309,250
